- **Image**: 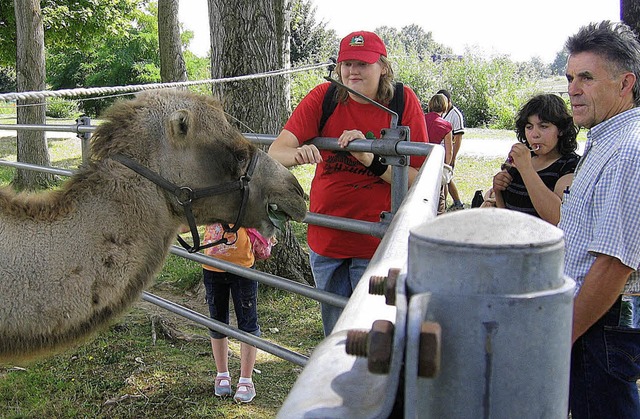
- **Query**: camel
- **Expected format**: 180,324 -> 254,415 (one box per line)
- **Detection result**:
0,89 -> 307,362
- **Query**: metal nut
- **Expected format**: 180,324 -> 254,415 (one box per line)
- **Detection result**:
368,320 -> 394,374
418,321 -> 441,378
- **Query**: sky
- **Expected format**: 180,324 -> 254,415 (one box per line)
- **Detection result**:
178,0 -> 621,63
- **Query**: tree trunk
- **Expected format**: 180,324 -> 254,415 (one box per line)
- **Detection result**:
622,0 -> 640,36
208,0 -> 291,132
13,0 -> 53,191
158,0 -> 188,83
208,0 -> 312,285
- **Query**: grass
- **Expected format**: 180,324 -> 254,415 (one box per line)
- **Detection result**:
0,261 -> 320,419
453,154 -> 504,206
0,120 -> 522,417
0,299 -> 316,418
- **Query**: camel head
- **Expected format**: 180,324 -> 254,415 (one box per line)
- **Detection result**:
91,89 -> 307,238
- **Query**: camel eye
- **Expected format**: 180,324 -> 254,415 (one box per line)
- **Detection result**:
234,149 -> 249,163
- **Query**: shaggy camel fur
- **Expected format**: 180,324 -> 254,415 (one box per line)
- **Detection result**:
0,89 -> 306,362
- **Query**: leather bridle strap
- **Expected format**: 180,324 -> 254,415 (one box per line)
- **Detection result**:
111,152 -> 259,253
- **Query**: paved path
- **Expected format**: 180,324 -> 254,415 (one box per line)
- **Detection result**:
460,134 -> 586,159
459,137 -> 514,159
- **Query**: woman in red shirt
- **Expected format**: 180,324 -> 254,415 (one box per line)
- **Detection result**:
268,31 -> 428,336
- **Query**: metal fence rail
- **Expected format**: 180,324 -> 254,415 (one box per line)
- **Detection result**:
141,291 -> 309,367
0,122 -> 435,229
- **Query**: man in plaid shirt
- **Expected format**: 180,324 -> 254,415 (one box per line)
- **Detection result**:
560,21 -> 640,418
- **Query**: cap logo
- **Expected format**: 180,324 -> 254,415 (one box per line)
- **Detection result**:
349,35 -> 365,47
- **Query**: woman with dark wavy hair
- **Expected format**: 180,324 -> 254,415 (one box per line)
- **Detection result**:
491,93 -> 580,224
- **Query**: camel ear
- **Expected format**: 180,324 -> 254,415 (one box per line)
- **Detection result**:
169,109 -> 191,138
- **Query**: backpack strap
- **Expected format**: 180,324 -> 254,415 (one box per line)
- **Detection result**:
388,82 -> 404,126
318,81 -> 405,133
318,83 -> 338,133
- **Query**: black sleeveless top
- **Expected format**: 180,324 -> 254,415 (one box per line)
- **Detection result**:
502,152 -> 580,218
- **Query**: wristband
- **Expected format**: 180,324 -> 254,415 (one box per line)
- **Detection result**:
366,154 -> 388,177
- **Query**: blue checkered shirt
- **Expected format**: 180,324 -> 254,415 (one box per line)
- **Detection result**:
559,107 -> 640,294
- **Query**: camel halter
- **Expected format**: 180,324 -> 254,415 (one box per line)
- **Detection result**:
112,152 -> 259,253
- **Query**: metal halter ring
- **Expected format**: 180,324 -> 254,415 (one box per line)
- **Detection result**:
175,186 -> 194,206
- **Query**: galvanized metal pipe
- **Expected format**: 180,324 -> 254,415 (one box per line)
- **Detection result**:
0,126 -> 434,159
302,212 -> 387,239
0,159 -> 72,177
170,246 -> 348,309
0,123 -> 94,134
141,291 -> 308,367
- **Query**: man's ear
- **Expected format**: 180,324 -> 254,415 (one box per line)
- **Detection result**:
621,72 -> 637,96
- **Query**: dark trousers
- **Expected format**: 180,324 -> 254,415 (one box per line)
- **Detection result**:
203,269 -> 261,339
570,297 -> 640,418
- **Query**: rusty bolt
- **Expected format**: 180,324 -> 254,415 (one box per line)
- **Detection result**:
345,319 -> 395,375
418,321 -> 442,378
368,267 -> 400,306
345,329 -> 369,357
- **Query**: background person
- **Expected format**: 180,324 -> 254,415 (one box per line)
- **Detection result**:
559,20 -> 640,418
437,89 -> 465,210
491,93 -> 579,225
268,30 -> 429,336
424,93 -> 453,214
201,224 -> 274,404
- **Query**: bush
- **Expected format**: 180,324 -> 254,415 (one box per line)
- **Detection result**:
291,68 -> 325,108
435,54 -> 538,128
286,43 -> 547,130
0,101 -> 15,116
46,97 -> 80,119
78,97 -> 118,118
0,67 -> 16,94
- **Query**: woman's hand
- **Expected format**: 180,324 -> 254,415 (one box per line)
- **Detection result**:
509,143 -> 533,170
337,129 -> 366,148
269,129 -> 322,168
336,130 -> 372,165
293,144 -> 322,165
493,169 -> 513,192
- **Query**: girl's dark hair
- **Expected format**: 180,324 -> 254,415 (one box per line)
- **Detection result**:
515,94 -> 579,155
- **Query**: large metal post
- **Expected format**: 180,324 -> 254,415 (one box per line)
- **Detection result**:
406,208 -> 574,418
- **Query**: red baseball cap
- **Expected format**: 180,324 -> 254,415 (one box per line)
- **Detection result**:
337,31 -> 387,64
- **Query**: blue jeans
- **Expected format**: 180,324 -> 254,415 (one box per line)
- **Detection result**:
203,269 -> 261,340
309,249 -> 369,336
570,297 -> 640,418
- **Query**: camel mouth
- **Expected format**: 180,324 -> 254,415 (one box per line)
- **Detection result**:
267,203 -> 291,232
267,200 -> 307,230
